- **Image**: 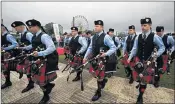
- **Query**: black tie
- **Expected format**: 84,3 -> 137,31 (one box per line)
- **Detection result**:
143,33 -> 146,40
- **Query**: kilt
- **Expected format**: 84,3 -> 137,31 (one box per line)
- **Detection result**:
89,64 -> 105,79
132,57 -> 155,84
31,63 -> 57,86
121,52 -> 136,68
64,46 -> 70,54
16,59 -> 30,75
132,67 -> 155,84
70,55 -> 83,69
1,52 -> 17,73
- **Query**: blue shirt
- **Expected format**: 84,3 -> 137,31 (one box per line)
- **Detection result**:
84,31 -> 117,59
112,36 -> 121,50
128,31 -> 165,60
2,31 -> 18,51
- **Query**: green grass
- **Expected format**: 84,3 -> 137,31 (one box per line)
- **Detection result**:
59,55 -> 174,89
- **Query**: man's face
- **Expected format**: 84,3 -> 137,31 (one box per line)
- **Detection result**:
156,31 -> 164,37
94,25 -> 103,33
67,34 -> 70,37
108,31 -> 114,36
14,26 -> 24,33
141,24 -> 151,32
71,30 -> 78,36
28,26 -> 37,34
87,33 -> 91,38
128,29 -> 135,35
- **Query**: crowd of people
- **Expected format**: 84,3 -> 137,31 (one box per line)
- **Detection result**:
1,17 -> 175,104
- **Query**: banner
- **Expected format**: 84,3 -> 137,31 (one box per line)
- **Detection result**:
53,23 -> 60,42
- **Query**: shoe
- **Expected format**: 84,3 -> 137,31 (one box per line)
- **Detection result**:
19,72 -> 23,79
167,72 -> 170,75
136,95 -> 143,104
72,76 -> 80,82
38,94 -> 50,104
154,81 -> 159,88
47,83 -> 55,94
129,77 -> 134,84
21,83 -> 34,93
91,90 -> 101,101
1,81 -> 12,89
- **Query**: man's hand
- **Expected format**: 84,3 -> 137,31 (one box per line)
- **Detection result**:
127,59 -> 130,63
100,52 -> 106,57
83,58 -> 87,64
33,51 -> 38,57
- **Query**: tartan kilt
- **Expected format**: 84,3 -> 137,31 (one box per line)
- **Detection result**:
1,52 -> 17,73
31,64 -> 57,86
70,55 -> 83,69
89,65 -> 105,80
132,67 -> 155,84
121,52 -> 136,68
64,46 -> 70,53
16,59 -> 31,75
132,57 -> 155,84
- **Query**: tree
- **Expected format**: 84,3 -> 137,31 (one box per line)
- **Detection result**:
44,22 -> 54,35
117,32 -> 127,37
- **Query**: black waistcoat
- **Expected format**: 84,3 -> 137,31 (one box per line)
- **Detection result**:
32,32 -> 58,73
126,35 -> 137,53
162,35 -> 170,55
137,32 -> 154,61
92,33 -> 109,57
20,31 -> 31,46
69,36 -> 82,56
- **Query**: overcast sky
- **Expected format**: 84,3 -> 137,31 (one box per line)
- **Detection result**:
2,2 -> 174,33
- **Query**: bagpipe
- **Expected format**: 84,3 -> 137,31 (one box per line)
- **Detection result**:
64,44 -> 70,60
133,48 -> 158,84
16,46 -> 55,86
1,44 -> 25,74
120,52 -> 136,68
61,50 -> 84,91
161,50 -> 172,73
16,44 -> 46,73
62,50 -> 83,73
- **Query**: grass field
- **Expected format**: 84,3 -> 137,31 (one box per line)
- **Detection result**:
59,55 -> 174,89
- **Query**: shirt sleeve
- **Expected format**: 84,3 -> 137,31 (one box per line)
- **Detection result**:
122,36 -> 128,55
115,37 -> 121,50
104,35 -> 117,56
167,36 -> 175,52
37,34 -> 56,56
128,35 -> 139,60
78,37 -> 88,54
3,34 -> 18,51
153,35 -> 165,57
84,36 -> 93,59
26,32 -> 33,43
23,45 -> 33,50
